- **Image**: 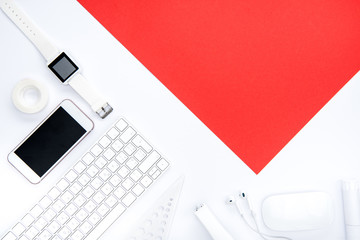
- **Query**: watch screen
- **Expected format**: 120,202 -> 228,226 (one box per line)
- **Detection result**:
48,52 -> 79,82
14,107 -> 86,177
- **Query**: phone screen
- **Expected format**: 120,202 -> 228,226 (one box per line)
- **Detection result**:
14,107 -> 86,177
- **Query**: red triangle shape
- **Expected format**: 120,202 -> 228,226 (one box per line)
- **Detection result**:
79,0 -> 360,173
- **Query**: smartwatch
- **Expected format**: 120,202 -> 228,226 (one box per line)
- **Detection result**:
0,0 -> 113,118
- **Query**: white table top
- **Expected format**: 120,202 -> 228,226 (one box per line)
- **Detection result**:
1,0 -> 360,239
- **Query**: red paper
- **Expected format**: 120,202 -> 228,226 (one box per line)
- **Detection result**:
79,0 -> 360,173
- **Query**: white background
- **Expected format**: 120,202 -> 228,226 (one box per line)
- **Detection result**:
1,0 -> 360,239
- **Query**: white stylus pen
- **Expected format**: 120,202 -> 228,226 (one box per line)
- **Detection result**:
195,204 -> 235,240
342,180 -> 360,240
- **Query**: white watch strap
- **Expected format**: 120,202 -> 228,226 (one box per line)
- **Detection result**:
69,74 -> 113,118
0,0 -> 59,62
1,0 -> 113,118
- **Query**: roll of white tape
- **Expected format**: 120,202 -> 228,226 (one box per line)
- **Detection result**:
12,79 -> 49,113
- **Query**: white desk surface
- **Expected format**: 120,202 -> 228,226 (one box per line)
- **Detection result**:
1,0 -> 360,239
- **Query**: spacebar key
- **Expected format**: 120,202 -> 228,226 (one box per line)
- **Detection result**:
84,203 -> 126,240
139,151 -> 160,173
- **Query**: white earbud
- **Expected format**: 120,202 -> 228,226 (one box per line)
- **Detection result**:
226,195 -> 236,205
226,194 -> 246,216
239,192 -> 254,214
240,192 -> 246,198
226,191 -> 293,240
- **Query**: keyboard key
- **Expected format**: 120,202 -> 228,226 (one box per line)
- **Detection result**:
95,156 -> 107,168
99,169 -> 111,181
132,135 -> 152,153
71,230 -> 84,240
12,223 -> 25,236
85,200 -> 97,213
103,148 -> 115,160
2,232 -> 16,240
57,212 -> 69,225
140,176 -> 153,188
120,127 -> 136,143
48,221 -> 60,234
38,230 -> 51,240
89,212 -> 101,225
59,227 -> 71,239
76,209 -> 88,221
48,187 -> 61,199
35,217 -> 47,231
91,144 -> 103,157
65,203 -> 78,216
130,169 -> 142,182
118,166 -> 130,178
74,161 -> 86,174
87,165 -> 99,177
91,177 -> 103,190
124,143 -> 136,155
98,203 -> 110,217
122,178 -> 134,191
30,205 -> 43,218
80,221 -> 92,234
116,152 -> 128,164
101,183 -> 113,195
52,200 -> 65,212
25,226 -> 39,239
111,140 -> 124,152
94,192 -> 105,204
151,170 -> 161,179
110,175 -> 122,187
78,174 -> 91,186
74,195 -> 86,207
99,136 -> 111,148
134,149 -> 146,161
39,196 -> 52,208
107,127 -> 120,139
68,218 -> 80,231
126,158 -> 138,170
122,192 -> 136,207
108,160 -> 120,172
18,236 -> 28,240
57,179 -> 69,191
157,159 -> 169,171
22,214 -> 35,227
116,119 -> 128,131
61,191 -> 74,204
148,167 -> 157,176
139,151 -> 160,173
114,187 -> 126,199
83,186 -> 95,198
44,209 -> 56,221
65,170 -> 78,183
132,184 -> 145,196
82,153 -> 95,165
70,182 -> 82,195
105,196 -> 117,208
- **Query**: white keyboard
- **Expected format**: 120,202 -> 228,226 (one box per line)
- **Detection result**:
1,118 -> 170,240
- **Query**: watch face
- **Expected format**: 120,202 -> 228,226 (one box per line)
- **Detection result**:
48,52 -> 79,82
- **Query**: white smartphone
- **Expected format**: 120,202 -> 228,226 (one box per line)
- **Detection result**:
8,99 -> 94,184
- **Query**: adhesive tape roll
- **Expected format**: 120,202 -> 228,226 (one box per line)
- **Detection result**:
12,79 -> 49,113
